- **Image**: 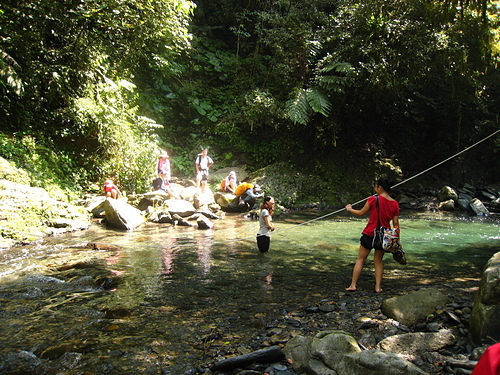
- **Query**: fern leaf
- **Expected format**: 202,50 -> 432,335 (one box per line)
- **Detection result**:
286,89 -> 309,125
319,61 -> 352,74
318,76 -> 345,92
306,88 -> 331,117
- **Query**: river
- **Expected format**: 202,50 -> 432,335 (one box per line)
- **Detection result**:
0,209 -> 499,374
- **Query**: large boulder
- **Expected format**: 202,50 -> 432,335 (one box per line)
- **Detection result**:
284,331 -> 424,375
284,331 -> 360,374
85,196 -> 106,218
135,190 -> 183,212
438,199 -> 455,211
469,251 -> 500,345
491,197 -> 500,211
336,350 -> 426,375
213,192 -> 236,209
381,288 -> 449,326
213,192 -> 249,212
180,186 -> 197,201
163,199 -> 196,217
457,193 -> 473,211
437,186 -> 458,202
102,198 -> 144,230
0,157 -> 30,184
196,214 -> 214,229
469,198 -> 490,216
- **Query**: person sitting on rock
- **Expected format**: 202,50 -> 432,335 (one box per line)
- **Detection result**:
103,179 -> 121,199
221,171 -> 238,193
155,172 -> 180,199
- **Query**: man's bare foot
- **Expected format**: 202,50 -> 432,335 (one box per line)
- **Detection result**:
375,289 -> 383,293
345,287 -> 357,291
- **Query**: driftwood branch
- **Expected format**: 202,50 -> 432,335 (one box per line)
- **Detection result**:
210,346 -> 285,372
445,359 -> 478,370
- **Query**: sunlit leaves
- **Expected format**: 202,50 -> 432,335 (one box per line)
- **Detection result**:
0,49 -> 23,96
74,73 -> 163,193
306,88 -> 331,117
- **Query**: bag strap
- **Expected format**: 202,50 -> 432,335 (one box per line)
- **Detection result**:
375,195 -> 381,228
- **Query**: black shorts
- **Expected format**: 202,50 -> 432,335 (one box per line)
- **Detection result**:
257,235 -> 270,253
360,233 -> 382,251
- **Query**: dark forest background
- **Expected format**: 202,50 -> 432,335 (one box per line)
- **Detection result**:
1,0 -> 499,204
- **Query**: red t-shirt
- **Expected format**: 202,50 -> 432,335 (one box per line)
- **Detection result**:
103,184 -> 117,193
472,343 -> 500,375
362,195 -> 400,236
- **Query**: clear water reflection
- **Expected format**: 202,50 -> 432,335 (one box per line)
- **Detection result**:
0,210 -> 499,374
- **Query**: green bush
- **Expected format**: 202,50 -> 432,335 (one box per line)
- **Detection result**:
0,133 -> 82,201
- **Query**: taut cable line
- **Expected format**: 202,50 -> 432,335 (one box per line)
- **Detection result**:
392,127 -> 500,189
271,127 -> 500,236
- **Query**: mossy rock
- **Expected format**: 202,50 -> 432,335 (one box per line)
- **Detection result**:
0,180 -> 90,247
0,157 -> 31,185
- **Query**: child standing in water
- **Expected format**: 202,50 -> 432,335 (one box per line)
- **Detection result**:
257,196 -> 275,253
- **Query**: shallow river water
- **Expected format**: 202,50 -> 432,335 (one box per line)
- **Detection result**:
0,209 -> 499,374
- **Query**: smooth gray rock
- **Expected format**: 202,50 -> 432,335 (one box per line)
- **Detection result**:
469,251 -> 500,344
284,331 -> 424,375
376,329 -> 456,355
102,198 -> 144,230
381,288 -> 449,326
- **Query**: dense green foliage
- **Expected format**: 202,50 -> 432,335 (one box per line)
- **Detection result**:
0,0 -> 194,195
0,0 -> 499,202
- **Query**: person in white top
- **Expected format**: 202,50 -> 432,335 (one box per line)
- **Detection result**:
195,148 -> 214,193
221,171 -> 238,193
256,196 -> 275,253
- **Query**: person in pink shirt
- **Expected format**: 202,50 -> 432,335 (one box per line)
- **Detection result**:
157,150 -> 171,180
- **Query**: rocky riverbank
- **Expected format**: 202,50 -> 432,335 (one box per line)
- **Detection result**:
2,169 -> 499,250
199,275 -> 492,375
0,179 -> 91,249
2,153 -> 499,249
